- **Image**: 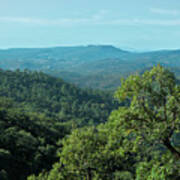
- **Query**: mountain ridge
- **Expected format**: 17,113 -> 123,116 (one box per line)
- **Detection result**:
0,45 -> 180,90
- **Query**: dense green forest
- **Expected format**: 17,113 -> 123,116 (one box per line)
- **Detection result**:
1,46 -> 180,90
0,69 -> 117,125
0,66 -> 179,179
28,65 -> 180,180
0,69 -> 118,180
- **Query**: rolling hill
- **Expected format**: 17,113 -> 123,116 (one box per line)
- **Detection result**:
0,45 -> 180,90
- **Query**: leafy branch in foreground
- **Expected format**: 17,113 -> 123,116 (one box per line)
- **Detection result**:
28,66 -> 180,180
111,65 -> 180,179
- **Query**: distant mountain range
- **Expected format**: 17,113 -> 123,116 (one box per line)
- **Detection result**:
0,45 -> 180,90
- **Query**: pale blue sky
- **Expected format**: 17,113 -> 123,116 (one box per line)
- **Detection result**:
1,0 -> 180,50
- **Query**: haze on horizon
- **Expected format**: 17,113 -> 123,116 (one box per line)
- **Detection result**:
1,0 -> 180,51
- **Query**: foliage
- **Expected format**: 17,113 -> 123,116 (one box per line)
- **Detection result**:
111,65 -> 180,179
28,126 -> 135,180
0,69 -> 117,126
30,66 -> 180,179
0,103 -> 72,180
0,69 -> 117,179
0,66 -> 179,179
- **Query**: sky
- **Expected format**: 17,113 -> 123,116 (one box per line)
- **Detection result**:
0,0 -> 180,50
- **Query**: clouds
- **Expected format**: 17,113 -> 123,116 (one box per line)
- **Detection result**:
91,10 -> 109,20
0,16 -> 88,26
120,19 -> 180,26
0,10 -> 108,26
0,16 -> 180,27
150,8 -> 180,16
0,17 -> 49,25
1,9 -> 180,27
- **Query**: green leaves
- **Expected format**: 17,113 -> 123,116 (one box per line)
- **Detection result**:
113,65 -> 180,142
35,123 -> 136,180
111,65 -> 180,178
1,66 -> 179,179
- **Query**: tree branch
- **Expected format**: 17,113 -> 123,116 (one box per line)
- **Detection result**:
163,137 -> 180,159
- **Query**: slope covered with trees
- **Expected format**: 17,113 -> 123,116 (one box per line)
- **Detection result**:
0,69 -> 118,180
0,100 -> 72,180
0,66 -> 179,180
0,46 -> 180,90
28,66 -> 180,180
0,69 -> 117,126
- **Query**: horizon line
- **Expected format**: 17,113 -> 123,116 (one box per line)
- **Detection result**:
0,44 -> 180,53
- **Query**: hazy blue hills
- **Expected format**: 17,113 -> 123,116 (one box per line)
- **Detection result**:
0,45 -> 128,62
0,45 -> 180,90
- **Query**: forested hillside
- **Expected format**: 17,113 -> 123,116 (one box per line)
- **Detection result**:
0,46 -> 180,90
0,69 -> 118,180
28,65 -> 180,180
0,69 -> 117,126
0,66 -> 179,180
1,0 -> 180,179
0,99 -> 71,180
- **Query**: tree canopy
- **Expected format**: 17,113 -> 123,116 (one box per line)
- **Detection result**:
0,69 -> 118,180
28,66 -> 180,180
0,66 -> 179,179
